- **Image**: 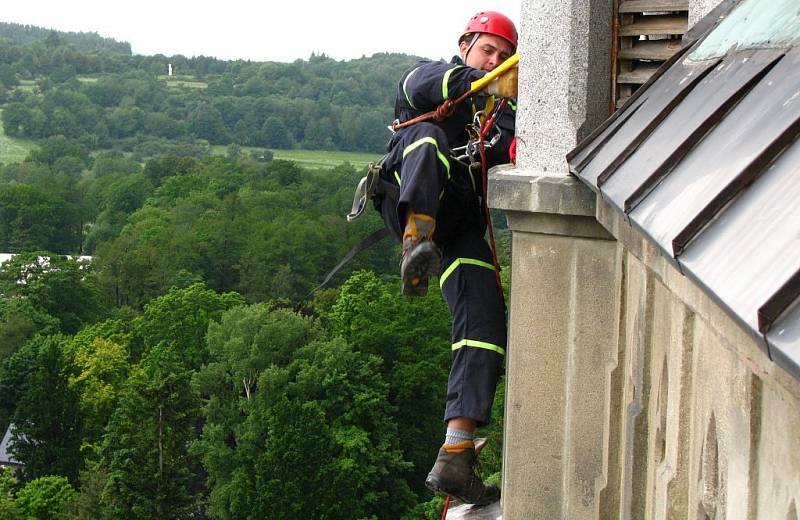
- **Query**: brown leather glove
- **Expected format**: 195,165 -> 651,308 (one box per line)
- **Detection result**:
485,66 -> 518,98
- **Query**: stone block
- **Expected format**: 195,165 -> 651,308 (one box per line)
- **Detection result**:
502,226 -> 619,519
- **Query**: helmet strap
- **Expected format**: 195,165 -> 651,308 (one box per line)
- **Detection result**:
463,33 -> 481,62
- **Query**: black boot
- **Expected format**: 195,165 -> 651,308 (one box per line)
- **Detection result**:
425,441 -> 500,506
400,212 -> 440,297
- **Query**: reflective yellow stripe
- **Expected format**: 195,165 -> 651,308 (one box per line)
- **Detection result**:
394,171 -> 401,185
403,67 -> 421,109
508,100 -> 517,111
402,137 -> 450,177
452,339 -> 506,356
442,66 -> 462,99
439,258 -> 495,287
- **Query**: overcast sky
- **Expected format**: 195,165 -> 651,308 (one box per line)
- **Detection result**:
2,1 -> 521,62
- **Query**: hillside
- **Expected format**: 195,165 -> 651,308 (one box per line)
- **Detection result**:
0,21 -> 131,54
0,24 -> 419,156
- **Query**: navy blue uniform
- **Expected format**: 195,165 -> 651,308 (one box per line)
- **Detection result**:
378,57 -> 514,426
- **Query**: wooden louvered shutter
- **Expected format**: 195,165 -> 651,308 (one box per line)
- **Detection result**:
612,0 -> 689,109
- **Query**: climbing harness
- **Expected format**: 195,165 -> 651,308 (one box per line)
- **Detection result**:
347,156 -> 391,222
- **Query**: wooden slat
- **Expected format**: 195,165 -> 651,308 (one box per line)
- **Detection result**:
619,40 -> 683,60
617,63 -> 662,84
619,15 -> 688,36
619,0 -> 689,13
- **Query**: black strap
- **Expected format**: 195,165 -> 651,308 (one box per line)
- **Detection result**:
378,178 -> 400,200
307,227 -> 390,297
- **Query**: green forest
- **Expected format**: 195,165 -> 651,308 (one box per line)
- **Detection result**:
0,24 -> 509,519
0,21 -> 410,154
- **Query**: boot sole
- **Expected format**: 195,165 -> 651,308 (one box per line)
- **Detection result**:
425,474 -> 500,506
401,242 -> 440,297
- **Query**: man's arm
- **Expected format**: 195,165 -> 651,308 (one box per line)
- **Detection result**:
400,60 -> 486,112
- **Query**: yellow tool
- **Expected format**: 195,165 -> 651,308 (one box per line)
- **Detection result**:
469,53 -> 519,93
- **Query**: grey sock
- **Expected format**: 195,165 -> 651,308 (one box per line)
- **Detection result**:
445,427 -> 474,446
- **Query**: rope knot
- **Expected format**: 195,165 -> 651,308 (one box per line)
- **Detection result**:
434,100 -> 455,121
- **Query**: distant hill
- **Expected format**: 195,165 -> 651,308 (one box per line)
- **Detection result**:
0,21 -> 131,54
0,35 -> 417,153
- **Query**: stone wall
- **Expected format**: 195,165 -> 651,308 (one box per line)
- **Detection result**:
490,0 -> 800,518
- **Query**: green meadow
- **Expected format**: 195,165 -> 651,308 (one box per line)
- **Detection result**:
211,145 -> 378,170
0,109 -> 37,164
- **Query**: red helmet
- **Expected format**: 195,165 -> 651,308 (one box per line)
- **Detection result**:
460,11 -> 518,50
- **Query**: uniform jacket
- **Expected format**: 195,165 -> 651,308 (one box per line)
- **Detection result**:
386,56 -> 516,168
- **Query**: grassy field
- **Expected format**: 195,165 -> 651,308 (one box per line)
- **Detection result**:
157,75 -> 208,90
0,109 -> 37,164
211,146 -> 377,170
15,79 -> 37,93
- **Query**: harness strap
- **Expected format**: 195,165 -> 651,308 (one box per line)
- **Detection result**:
307,227 -> 390,297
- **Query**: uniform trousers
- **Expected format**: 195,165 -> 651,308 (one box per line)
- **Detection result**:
380,122 -> 507,426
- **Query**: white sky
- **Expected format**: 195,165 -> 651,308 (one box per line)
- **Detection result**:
2,1 -> 521,62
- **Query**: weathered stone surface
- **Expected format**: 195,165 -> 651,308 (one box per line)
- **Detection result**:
689,0 -> 725,26
490,165 -> 596,218
494,0 -> 800,519
514,0 -> 612,174
502,224 -> 619,519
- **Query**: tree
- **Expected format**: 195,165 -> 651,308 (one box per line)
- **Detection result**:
65,318 -> 133,451
44,30 -> 62,48
194,302 -> 414,519
100,344 -> 200,519
0,297 -> 59,365
93,206 -> 200,308
142,154 -> 196,187
64,461 -> 108,520
90,152 -> 141,178
1,335 -> 83,484
134,283 -> 244,369
0,467 -> 20,519
0,65 -> 18,90
0,253 -> 102,334
303,117 -> 336,149
187,102 -> 230,144
225,143 -> 241,160
193,305 -> 324,518
83,173 -> 153,253
253,337 -> 415,519
15,475 -> 78,520
68,337 -> 129,450
331,271 -> 453,496
1,102 -> 32,137
0,185 -> 81,253
261,116 -> 293,149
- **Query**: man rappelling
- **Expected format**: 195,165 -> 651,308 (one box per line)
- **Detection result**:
378,10 -> 519,506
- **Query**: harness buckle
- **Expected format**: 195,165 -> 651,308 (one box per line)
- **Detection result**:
346,160 -> 384,221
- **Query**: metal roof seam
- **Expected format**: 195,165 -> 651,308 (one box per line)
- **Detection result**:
625,50 -> 788,217
566,42 -> 696,168
672,105 -> 800,259
574,102 -> 644,173
758,268 -> 800,335
595,58 -> 722,189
